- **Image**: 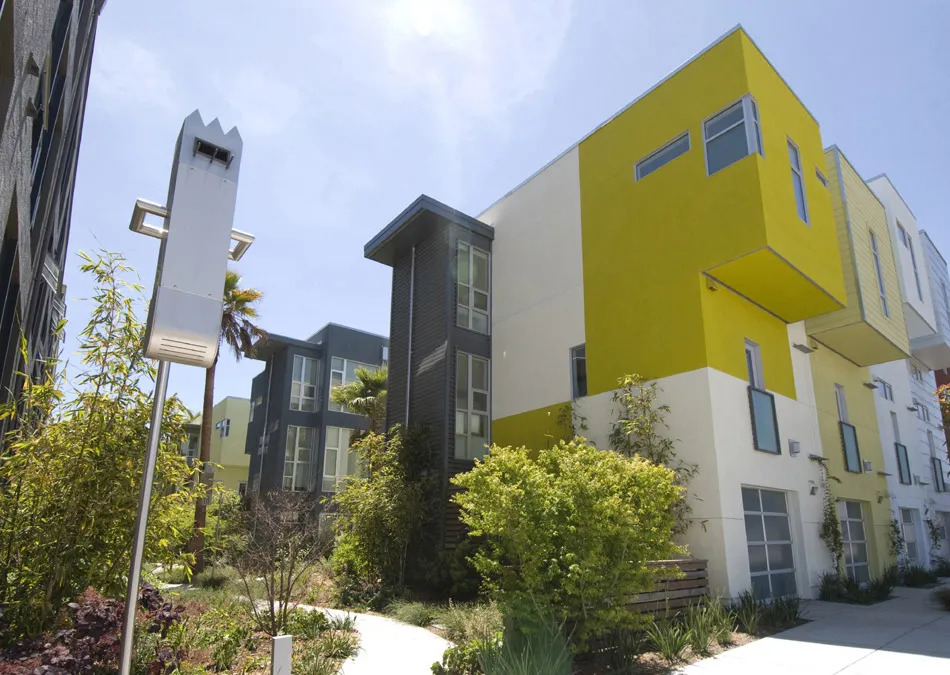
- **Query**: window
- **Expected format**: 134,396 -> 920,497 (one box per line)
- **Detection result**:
911,365 -> 925,383
835,384 -> 849,423
836,384 -> 861,473
788,140 -> 808,223
183,432 -> 199,459
746,340 -> 778,453
901,508 -> 919,564
455,352 -> 489,460
838,501 -> 870,584
323,426 -> 360,492
876,378 -> 893,401
915,401 -> 931,423
896,443 -> 911,485
909,240 -> 924,301
870,230 -> 889,317
216,418 -> 230,438
703,96 -> 762,176
742,487 -> 797,600
816,168 -> 828,188
931,431 -> 947,492
283,425 -> 315,492
329,357 -> 378,412
291,355 -> 318,412
635,132 -> 690,180
249,395 -> 263,422
942,281 -> 950,321
457,242 -> 490,334
897,223 -> 909,248
570,344 -> 587,399
238,481 -> 247,496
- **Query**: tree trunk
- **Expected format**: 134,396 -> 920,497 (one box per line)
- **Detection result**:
190,357 -> 217,573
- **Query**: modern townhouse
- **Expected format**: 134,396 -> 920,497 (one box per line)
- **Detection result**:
178,397 -> 252,495
243,323 -> 388,502
363,26 -> 922,599
863,176 -> 950,568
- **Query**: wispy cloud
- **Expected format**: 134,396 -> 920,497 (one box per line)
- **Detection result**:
90,36 -> 180,114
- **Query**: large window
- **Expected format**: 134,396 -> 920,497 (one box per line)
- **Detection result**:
704,95 -> 761,176
323,426 -> 360,492
836,384 -> 862,473
216,418 -> 230,438
839,501 -> 870,584
870,230 -> 889,317
457,242 -> 490,334
283,425 -> 315,492
291,355 -> 319,412
746,340 -> 779,454
328,357 -> 378,412
570,344 -> 587,399
787,140 -> 809,223
742,487 -> 797,600
455,352 -> 489,460
635,132 -> 690,180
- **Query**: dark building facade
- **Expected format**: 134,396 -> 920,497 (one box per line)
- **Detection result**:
364,195 -> 493,547
0,0 -> 105,400
244,323 -> 389,500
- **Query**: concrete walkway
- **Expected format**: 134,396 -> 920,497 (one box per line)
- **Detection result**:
676,586 -> 950,674
303,606 -> 451,675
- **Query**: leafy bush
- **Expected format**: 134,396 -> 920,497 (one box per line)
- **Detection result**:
288,608 -> 330,639
645,619 -> 690,665
933,558 -> 950,577
0,252 -> 204,637
478,620 -> 572,675
761,595 -> 800,629
435,602 -> 503,644
316,630 -> 360,661
327,613 -> 358,633
452,438 -> 682,648
387,600 -> 437,627
191,566 -> 237,590
295,650 -> 338,675
598,627 -> 644,672
900,564 -> 939,588
818,572 -> 893,605
932,586 -> 950,611
706,597 -> 735,645
431,636 -> 499,675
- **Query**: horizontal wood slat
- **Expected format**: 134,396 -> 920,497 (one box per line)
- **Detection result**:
631,558 -> 709,615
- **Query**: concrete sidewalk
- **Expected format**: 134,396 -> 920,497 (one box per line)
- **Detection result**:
676,586 -> 950,674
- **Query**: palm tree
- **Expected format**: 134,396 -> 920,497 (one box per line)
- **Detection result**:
191,270 -> 265,572
330,365 -> 388,435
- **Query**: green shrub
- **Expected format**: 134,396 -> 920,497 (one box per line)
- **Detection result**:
819,571 -> 893,605
431,636 -> 499,675
732,592 -> 761,635
452,438 -> 682,648
645,619 -> 690,665
288,608 -> 331,639
191,566 -> 236,589
901,564 -> 939,588
599,627 -> 644,672
435,601 -> 504,644
933,559 -> 950,577
318,630 -> 361,661
478,621 -> 572,675
706,597 -> 735,645
932,586 -> 950,611
868,574 -> 895,602
387,600 -> 437,627
761,595 -> 800,629
295,650 -> 338,675
684,603 -> 714,656
327,613 -> 358,633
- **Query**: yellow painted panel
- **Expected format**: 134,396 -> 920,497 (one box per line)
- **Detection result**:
809,347 -> 894,574
492,402 -> 571,451
701,277 -> 795,399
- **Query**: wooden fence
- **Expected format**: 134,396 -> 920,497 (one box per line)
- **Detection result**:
629,558 -> 709,614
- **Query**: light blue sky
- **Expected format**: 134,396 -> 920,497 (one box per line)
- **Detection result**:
66,0 -> 949,412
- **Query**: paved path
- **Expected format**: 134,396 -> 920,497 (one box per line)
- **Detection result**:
301,606 -> 451,675
676,586 -> 950,674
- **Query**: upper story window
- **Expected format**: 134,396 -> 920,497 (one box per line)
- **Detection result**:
915,401 -> 931,423
249,395 -> 263,422
815,169 -> 828,188
911,364 -> 925,383
836,384 -> 862,473
941,281 -> 950,321
703,95 -> 762,176
458,242 -> 490,334
455,352 -> 490,460
745,339 -> 778,454
323,426 -> 360,492
875,378 -> 894,401
897,223 -> 909,248
182,432 -> 199,458
329,357 -> 378,412
215,418 -> 230,438
909,239 -> 924,301
291,355 -> 319,412
635,132 -> 690,181
570,344 -> 587,399
869,230 -> 889,317
787,140 -> 808,224
745,339 -> 764,389
283,425 -> 315,492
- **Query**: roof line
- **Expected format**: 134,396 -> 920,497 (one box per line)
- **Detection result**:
824,145 -> 888,214
479,24 -> 818,218
920,230 -> 948,267
307,322 -> 390,342
866,173 -> 919,222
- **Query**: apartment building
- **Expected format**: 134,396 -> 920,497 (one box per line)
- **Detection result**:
243,323 -> 388,499
179,397 -> 252,495
864,177 -> 950,568
363,25 -> 950,598
0,1 -> 106,403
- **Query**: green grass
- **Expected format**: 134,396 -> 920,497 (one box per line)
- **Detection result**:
384,599 -> 503,643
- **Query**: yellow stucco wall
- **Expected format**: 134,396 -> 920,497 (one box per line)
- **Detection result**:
194,397 -> 250,493
492,402 -> 571,452
809,347 -> 894,575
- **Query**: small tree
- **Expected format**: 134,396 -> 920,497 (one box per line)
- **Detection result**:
231,493 -> 329,636
609,374 -> 698,535
330,366 -> 388,436
452,439 -> 683,648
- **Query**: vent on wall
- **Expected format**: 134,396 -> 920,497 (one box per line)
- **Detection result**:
788,440 -> 801,456
863,460 -> 873,473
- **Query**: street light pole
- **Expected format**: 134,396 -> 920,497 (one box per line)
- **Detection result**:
118,359 -> 170,675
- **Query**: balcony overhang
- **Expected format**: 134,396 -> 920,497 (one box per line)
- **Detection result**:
911,332 -> 950,371
809,322 -> 910,367
247,332 -> 323,361
706,246 -> 845,323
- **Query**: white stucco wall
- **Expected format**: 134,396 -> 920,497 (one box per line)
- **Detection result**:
478,148 -> 585,420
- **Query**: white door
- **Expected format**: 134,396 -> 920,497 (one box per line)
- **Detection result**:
901,508 -> 919,565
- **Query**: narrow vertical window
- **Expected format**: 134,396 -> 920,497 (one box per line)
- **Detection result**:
455,352 -> 490,459
290,355 -> 318,412
570,344 -> 587,399
897,223 -> 909,248
870,230 -> 889,317
283,425 -> 315,492
457,242 -> 490,334
328,357 -> 378,412
909,239 -> 923,301
322,426 -> 359,492
788,140 -> 808,223
746,339 -> 778,454
836,384 -> 861,473
745,339 -> 764,389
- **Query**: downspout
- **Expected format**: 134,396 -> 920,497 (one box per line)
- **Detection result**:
405,246 -> 416,426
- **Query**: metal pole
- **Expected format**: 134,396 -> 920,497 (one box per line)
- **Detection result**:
118,359 -> 171,675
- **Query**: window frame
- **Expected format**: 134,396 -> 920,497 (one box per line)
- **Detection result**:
702,94 -> 762,176
932,457 -> 947,493
869,230 -> 889,317
909,239 -> 924,301
815,168 -> 828,188
570,344 -> 587,399
322,426 -> 358,493
787,138 -> 809,224
455,351 -> 490,460
840,420 -> 862,473
635,131 -> 690,181
839,501 -> 870,584
745,339 -> 764,389
328,357 -> 378,413
896,443 -> 911,485
216,418 -> 230,438
283,425 -> 315,492
876,378 -> 893,401
897,223 -> 909,248
742,487 -> 797,600
290,355 -> 319,412
457,242 -> 491,334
